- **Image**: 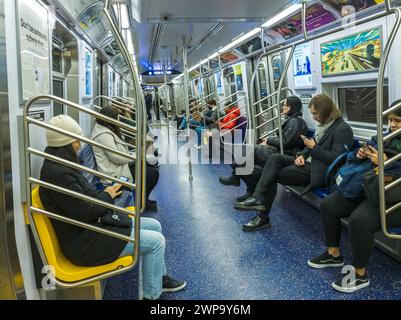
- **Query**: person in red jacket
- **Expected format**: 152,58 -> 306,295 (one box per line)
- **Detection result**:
219,101 -> 241,130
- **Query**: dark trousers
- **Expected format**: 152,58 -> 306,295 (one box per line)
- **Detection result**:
254,154 -> 310,214
320,190 -> 401,268
233,145 -> 277,193
146,107 -> 152,120
129,163 -> 159,200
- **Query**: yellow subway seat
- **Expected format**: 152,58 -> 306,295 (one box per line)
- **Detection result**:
30,187 -> 133,283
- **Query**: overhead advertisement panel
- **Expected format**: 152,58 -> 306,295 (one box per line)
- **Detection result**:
293,43 -> 314,89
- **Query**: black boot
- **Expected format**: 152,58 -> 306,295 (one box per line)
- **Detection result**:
242,215 -> 271,232
235,191 -> 252,202
219,175 -> 240,186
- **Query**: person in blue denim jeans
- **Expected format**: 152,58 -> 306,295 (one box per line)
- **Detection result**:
119,217 -> 186,300
41,114 -> 186,300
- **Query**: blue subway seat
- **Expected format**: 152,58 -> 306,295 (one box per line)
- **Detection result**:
388,228 -> 401,235
311,188 -> 330,199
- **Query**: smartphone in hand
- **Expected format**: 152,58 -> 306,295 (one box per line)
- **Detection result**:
359,141 -> 369,151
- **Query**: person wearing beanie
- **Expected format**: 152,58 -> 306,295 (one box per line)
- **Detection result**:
46,115 -> 83,147
39,114 -> 185,299
91,105 -> 159,211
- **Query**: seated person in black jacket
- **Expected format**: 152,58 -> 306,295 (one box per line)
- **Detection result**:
236,94 -> 354,232
307,100 -> 401,293
39,115 -> 186,299
203,99 -> 218,129
219,96 -> 308,202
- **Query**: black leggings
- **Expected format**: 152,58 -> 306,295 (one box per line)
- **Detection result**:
320,190 -> 401,268
129,163 -> 160,200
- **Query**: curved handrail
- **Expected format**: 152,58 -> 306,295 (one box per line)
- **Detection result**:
376,6 -> 401,240
23,95 -> 139,288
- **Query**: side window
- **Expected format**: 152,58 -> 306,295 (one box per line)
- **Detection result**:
338,86 -> 389,125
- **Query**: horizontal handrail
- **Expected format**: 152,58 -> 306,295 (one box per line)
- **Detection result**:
28,147 -> 135,189
27,117 -> 135,162
217,96 -> 247,113
252,88 -> 293,107
383,127 -> 401,143
256,116 -> 279,130
30,205 -> 134,243
218,106 -> 247,128
383,101 -> 401,117
95,95 -> 136,115
384,151 -> 401,168
385,176 -> 401,192
258,127 -> 279,140
217,90 -> 247,105
93,105 -> 137,131
254,100 -> 285,118
30,178 -> 135,217
386,201 -> 401,215
220,119 -> 248,137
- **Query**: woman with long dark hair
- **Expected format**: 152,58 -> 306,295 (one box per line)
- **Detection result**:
91,105 -> 159,210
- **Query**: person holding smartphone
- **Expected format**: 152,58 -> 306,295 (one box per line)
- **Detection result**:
308,100 -> 401,293
236,94 -> 354,232
91,106 -> 159,211
41,114 -> 186,300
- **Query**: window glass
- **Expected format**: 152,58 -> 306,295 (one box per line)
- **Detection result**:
338,86 -> 388,124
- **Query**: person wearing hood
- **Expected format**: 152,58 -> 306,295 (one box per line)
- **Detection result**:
91,106 -> 159,211
219,96 -> 308,202
39,114 -> 186,300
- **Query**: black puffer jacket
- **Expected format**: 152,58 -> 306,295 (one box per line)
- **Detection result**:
265,115 -> 308,156
39,146 -> 131,267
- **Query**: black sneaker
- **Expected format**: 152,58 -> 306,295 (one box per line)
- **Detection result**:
146,200 -> 158,211
219,175 -> 240,186
332,272 -> 370,293
162,276 -> 187,293
307,251 -> 344,269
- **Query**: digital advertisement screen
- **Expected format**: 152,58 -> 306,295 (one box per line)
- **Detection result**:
320,28 -> 382,77
293,43 -> 313,89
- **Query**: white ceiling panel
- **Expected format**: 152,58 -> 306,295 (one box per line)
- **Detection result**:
132,0 -> 293,23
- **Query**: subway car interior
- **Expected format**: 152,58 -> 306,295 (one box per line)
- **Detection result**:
1,0 -> 401,301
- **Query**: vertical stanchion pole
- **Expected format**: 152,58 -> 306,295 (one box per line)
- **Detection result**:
276,45 -> 295,155
164,69 -> 170,144
183,48 -> 193,181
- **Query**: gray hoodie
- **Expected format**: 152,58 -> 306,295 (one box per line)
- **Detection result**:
91,122 -> 133,184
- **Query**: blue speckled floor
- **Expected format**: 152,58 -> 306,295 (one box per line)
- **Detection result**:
104,163 -> 401,300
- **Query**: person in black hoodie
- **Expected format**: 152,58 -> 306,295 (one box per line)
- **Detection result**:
219,96 -> 308,202
236,94 -> 354,231
39,115 -> 185,300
